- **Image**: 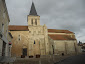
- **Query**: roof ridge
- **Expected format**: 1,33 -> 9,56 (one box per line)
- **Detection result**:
48,29 -> 70,31
48,29 -> 73,33
9,25 -> 28,26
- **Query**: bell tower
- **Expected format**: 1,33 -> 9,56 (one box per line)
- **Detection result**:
28,2 -> 40,26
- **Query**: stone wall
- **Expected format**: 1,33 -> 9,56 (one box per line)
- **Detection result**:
10,31 -> 29,57
48,36 -> 54,55
10,24 -> 50,57
54,40 -> 77,55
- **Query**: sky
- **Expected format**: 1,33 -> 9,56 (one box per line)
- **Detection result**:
5,0 -> 85,43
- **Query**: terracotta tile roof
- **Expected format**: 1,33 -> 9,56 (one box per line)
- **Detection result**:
9,25 -> 29,31
48,29 -> 73,33
48,34 -> 76,40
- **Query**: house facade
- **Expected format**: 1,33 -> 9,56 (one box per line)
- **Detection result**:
0,0 -> 13,57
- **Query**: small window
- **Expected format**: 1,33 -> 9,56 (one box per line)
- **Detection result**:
31,19 -> 33,25
18,35 -> 21,41
34,41 -> 35,44
35,19 -> 37,25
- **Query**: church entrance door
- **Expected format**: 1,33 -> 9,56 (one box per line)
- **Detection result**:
23,48 -> 27,56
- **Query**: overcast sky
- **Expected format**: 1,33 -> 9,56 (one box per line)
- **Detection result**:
6,0 -> 85,43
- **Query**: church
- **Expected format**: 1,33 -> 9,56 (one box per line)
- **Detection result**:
9,2 -> 78,57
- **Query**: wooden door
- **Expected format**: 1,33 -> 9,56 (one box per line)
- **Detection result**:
23,48 -> 27,56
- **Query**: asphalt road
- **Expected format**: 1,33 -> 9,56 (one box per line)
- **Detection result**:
55,54 -> 85,64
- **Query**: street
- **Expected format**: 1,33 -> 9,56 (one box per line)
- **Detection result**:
55,54 -> 85,64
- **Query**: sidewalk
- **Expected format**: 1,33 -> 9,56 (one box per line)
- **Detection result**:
0,56 -> 16,63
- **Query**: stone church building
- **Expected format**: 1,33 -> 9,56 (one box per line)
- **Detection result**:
9,2 -> 78,57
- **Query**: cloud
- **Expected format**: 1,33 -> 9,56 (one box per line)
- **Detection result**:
6,0 -> 85,42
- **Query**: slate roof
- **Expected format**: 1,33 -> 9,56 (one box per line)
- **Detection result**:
29,2 -> 38,16
48,34 -> 76,40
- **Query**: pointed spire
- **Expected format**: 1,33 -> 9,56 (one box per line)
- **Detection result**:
29,2 -> 38,16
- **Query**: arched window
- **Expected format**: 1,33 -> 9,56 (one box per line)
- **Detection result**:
35,19 -> 37,25
34,40 -> 35,44
31,19 -> 33,25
